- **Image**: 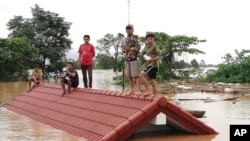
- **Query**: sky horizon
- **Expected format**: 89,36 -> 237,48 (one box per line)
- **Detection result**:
1,0 -> 250,65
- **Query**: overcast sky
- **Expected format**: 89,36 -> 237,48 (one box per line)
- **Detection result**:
1,0 -> 250,65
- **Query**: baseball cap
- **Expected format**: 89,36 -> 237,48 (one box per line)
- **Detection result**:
126,24 -> 134,29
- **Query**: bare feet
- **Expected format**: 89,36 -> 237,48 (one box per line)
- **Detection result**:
143,91 -> 153,97
125,91 -> 134,96
61,91 -> 66,97
133,90 -> 141,94
27,89 -> 32,92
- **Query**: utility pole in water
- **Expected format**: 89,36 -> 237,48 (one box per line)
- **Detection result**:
122,0 -> 131,91
128,0 -> 130,24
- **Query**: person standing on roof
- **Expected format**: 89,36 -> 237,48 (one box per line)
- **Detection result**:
122,24 -> 141,94
140,33 -> 160,95
78,35 -> 95,88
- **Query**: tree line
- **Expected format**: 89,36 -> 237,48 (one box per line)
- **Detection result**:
198,49 -> 250,83
1,4 -> 71,81
94,32 -> 207,83
1,4 -> 249,83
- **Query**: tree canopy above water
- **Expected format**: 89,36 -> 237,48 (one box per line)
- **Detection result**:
7,4 -> 72,72
0,38 -> 36,81
95,32 -> 206,81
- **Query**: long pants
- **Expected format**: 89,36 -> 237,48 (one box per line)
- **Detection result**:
81,65 -> 93,88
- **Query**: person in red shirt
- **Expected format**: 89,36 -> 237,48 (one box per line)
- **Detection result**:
78,35 -> 95,88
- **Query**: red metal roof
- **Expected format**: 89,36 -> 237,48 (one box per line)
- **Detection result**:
4,83 -> 217,141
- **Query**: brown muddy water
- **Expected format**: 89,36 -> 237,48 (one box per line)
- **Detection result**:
1,69 -> 250,141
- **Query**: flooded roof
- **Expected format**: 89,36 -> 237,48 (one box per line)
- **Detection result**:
4,83 -> 217,141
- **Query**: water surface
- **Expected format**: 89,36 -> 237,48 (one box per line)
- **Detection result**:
1,69 -> 250,141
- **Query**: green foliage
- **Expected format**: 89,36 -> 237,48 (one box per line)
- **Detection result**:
191,59 -> 199,68
199,59 -> 206,67
222,53 -> 234,64
222,49 -> 250,64
173,60 -> 190,69
199,58 -> 250,83
96,33 -> 124,71
95,32 -> 206,83
0,38 -> 36,81
140,32 -> 205,80
94,54 -> 115,70
7,4 -> 72,72
112,72 -> 129,85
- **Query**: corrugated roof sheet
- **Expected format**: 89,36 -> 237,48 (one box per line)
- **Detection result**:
4,83 -> 217,141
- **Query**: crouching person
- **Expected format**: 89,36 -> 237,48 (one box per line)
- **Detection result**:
28,64 -> 43,91
61,62 -> 79,97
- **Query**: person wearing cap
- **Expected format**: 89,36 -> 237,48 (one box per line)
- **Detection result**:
28,64 -> 43,91
140,33 -> 160,95
122,24 -> 141,94
78,35 -> 95,88
60,62 -> 79,97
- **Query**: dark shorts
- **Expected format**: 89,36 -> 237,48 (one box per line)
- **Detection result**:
64,79 -> 78,88
144,66 -> 158,79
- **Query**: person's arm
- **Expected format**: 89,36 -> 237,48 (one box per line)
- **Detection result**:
30,70 -> 35,78
67,70 -> 76,77
78,45 -> 82,67
68,72 -> 76,77
38,70 -> 43,80
134,35 -> 141,53
121,38 -> 127,53
78,53 -> 81,67
92,45 -> 95,58
60,73 -> 67,78
122,43 -> 129,51
123,36 -> 141,53
150,45 -> 160,61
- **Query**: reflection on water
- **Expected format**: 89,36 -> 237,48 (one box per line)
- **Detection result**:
130,131 -> 217,141
0,82 -> 29,106
0,108 -> 85,141
1,70 -> 250,141
129,92 -> 250,141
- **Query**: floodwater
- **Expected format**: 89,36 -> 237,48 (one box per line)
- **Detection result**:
1,69 -> 250,141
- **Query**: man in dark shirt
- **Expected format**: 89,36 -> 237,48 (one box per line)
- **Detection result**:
60,62 -> 79,97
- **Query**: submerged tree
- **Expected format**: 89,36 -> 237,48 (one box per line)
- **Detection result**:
94,54 -> 114,69
191,59 -> 199,68
222,49 -> 250,64
199,59 -> 206,67
96,33 -> 125,71
140,32 -> 206,80
0,38 -> 36,81
198,49 -> 250,83
199,57 -> 250,83
7,4 -> 72,72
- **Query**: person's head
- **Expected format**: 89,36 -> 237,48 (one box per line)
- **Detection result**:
67,62 -> 74,70
146,33 -> 155,45
33,64 -> 39,71
66,62 -> 74,71
83,35 -> 90,43
125,24 -> 134,36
